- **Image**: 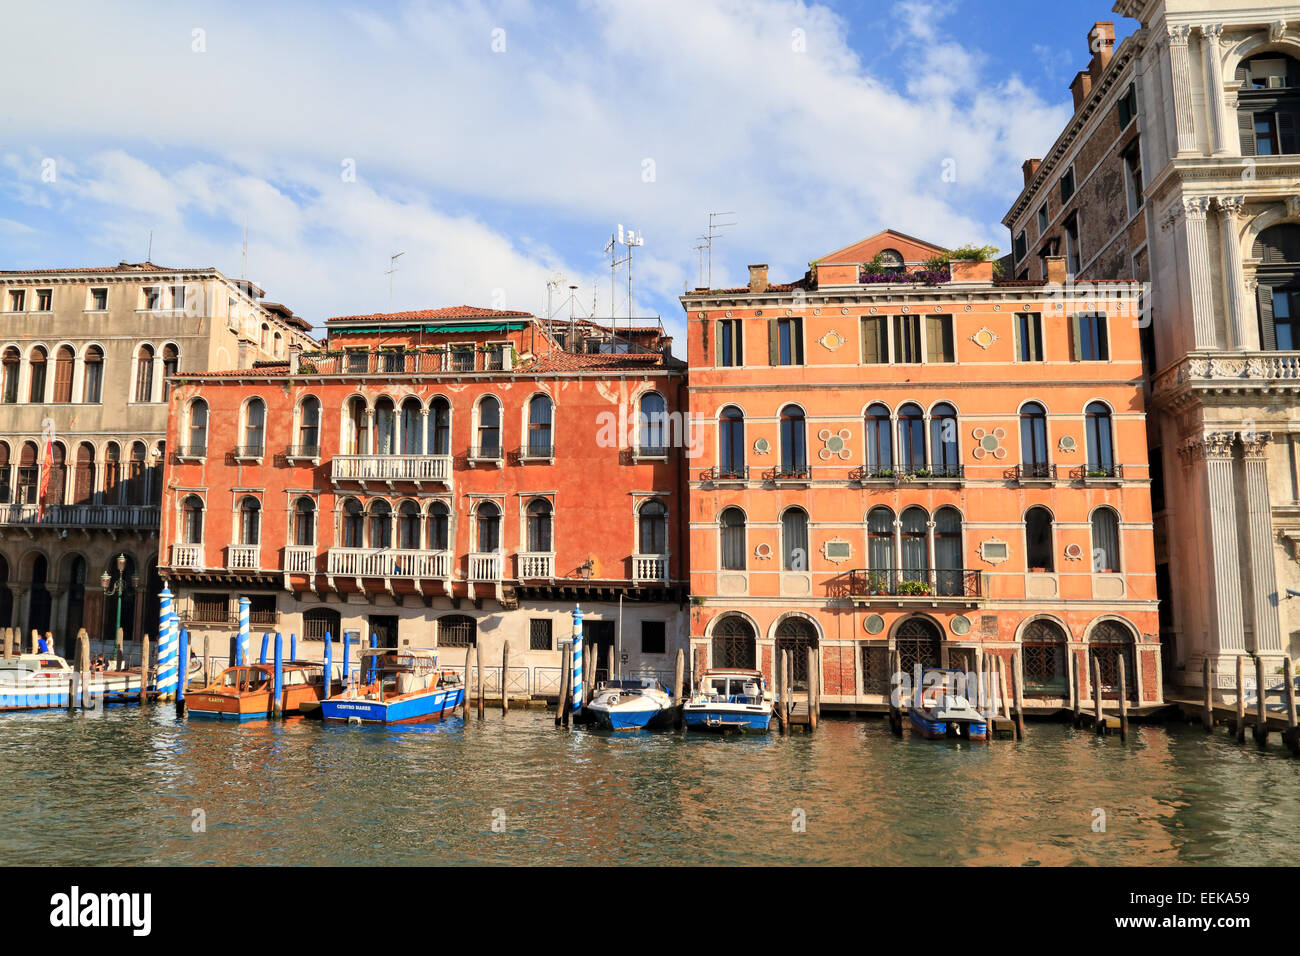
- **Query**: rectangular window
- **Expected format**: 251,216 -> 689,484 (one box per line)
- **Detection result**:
1036,204 -> 1049,235
717,318 -> 743,366
8,290 -> 24,311
90,288 -> 108,310
1071,312 -> 1110,361
529,618 -> 553,651
1270,287 -> 1300,350
1059,166 -> 1075,203
485,344 -> 505,371
1117,82 -> 1138,128
1015,313 -> 1044,361
1014,230 -> 1027,262
36,289 -> 51,311
924,315 -> 954,363
192,593 -> 230,623
346,350 -> 369,374
1122,142 -> 1144,216
170,284 -> 186,309
1064,213 -> 1081,275
769,317 -> 803,366
247,595 -> 277,626
143,287 -> 161,309
893,314 -> 922,363
451,346 -> 475,371
641,620 -> 666,655
860,315 -> 887,363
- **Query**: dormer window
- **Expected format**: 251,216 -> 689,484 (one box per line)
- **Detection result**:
877,248 -> 904,270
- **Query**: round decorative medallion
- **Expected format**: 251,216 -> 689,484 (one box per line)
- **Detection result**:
901,305 -> 910,313
1059,435 -> 1077,452
817,330 -> 846,352
869,306 -> 878,314
753,437 -> 771,454
817,428 -> 852,461
841,307 -> 849,315
950,615 -> 972,636
755,542 -> 773,560
725,311 -> 733,318
964,304 -> 972,312
933,304 -> 942,312
970,327 -> 997,349
786,309 -> 793,316
813,308 -> 822,315
864,614 -> 885,635
755,310 -> 763,316
1064,543 -> 1084,561
698,312 -> 705,318
993,304 -> 1001,311
971,426 -> 1008,460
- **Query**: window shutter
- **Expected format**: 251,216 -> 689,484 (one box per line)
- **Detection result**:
926,316 -> 953,362
793,318 -> 804,365
1069,314 -> 1082,361
1259,284 -> 1277,351
1279,108 -> 1298,154
1238,108 -> 1257,156
861,317 -> 877,363
53,356 -> 73,403
734,321 -> 743,366
1097,314 -> 1109,360
715,319 -> 723,366
768,319 -> 778,365
1030,315 -> 1042,360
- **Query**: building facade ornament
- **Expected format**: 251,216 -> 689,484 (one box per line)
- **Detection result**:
1166,23 -> 1192,46
1288,195 -> 1300,221
1271,20 -> 1289,43
1240,432 -> 1273,459
1183,196 -> 1212,220
1215,195 -> 1246,218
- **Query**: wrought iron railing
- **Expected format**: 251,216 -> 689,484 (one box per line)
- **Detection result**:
467,444 -> 503,462
517,441 -> 554,459
762,466 -> 811,481
232,444 -> 265,459
844,567 -> 981,599
297,348 -> 512,376
700,465 -> 749,482
637,444 -> 670,458
176,444 -> 207,459
284,444 -> 321,459
1014,462 -> 1057,481
1069,463 -> 1124,480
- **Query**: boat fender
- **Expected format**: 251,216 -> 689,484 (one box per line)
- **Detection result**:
347,715 -> 362,725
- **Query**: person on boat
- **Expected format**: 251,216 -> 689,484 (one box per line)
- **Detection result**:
36,636 -> 52,654
92,655 -> 108,673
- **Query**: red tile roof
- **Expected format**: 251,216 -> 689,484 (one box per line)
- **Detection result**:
682,279 -> 809,296
187,362 -> 291,378
525,351 -> 667,372
0,261 -> 214,275
326,305 -> 534,323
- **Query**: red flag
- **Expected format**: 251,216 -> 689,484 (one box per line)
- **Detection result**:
36,429 -> 53,521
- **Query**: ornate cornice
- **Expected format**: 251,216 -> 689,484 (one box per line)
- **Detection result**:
1152,353 -> 1300,410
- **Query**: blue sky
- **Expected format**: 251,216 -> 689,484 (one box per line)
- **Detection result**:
0,0 -> 1136,341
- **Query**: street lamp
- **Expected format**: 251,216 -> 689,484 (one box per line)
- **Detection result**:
100,554 -> 140,641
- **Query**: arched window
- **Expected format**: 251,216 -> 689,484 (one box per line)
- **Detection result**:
639,392 -> 667,455
28,346 -> 47,403
1091,507 -> 1121,573
527,498 -> 552,552
897,402 -> 925,472
1254,223 -> 1300,350
934,506 -> 963,596
1085,401 -> 1115,475
298,396 -> 321,455
895,616 -> 942,674
293,497 -> 315,546
73,442 -> 95,506
133,344 -> 154,403
400,398 -> 422,455
711,614 -> 756,669
0,441 -> 9,504
82,346 -> 103,403
865,403 -> 892,474
867,507 -> 894,574
52,345 -> 74,403
1025,506 -> 1054,572
781,506 -> 809,571
1236,54 -> 1300,156
775,616 -> 818,689
878,248 -> 904,270
900,506 -> 928,582
260,323 -> 270,351
182,495 -> 204,544
374,398 -> 396,456
437,614 -> 477,647
1,347 -> 19,404
127,442 -> 147,505
368,500 -> 392,549
187,399 -> 208,456
242,398 -> 266,456
273,331 -> 283,357
427,397 -> 450,455
1022,619 -> 1069,697
238,497 -> 261,546
476,501 -> 501,552
528,394 -> 554,457
397,500 -> 421,550
346,397 -> 369,455
476,396 -> 501,458
149,442 -> 164,505
1088,620 -> 1137,701
17,442 -> 37,504
161,344 -> 179,400
780,404 -> 807,476
719,405 -> 745,477
929,402 -> 959,475
303,607 -> 340,641
426,501 -> 450,551
638,499 -> 668,555
1020,401 -> 1049,473
103,442 -> 121,505
342,498 -> 364,548
720,507 -> 746,571
44,442 -> 66,506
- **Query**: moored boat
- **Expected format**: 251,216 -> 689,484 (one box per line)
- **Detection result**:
320,647 -> 464,725
587,677 -> 675,730
186,660 -> 338,721
907,668 -> 989,740
682,667 -> 773,733
0,653 -> 144,710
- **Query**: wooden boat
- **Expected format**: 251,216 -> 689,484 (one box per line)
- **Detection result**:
587,677 -> 675,730
682,667 -> 773,733
907,668 -> 988,740
186,661 -> 337,721
0,653 -> 144,710
320,647 -> 464,725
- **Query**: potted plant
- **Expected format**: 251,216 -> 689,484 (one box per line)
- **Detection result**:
896,579 -> 933,596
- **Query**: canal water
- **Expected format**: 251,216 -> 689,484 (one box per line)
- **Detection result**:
3,706 -> 1297,866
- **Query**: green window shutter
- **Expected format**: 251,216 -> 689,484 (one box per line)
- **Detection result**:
1259,285 -> 1277,351
714,319 -> 723,366
1279,109 -> 1298,154
1069,314 -> 1082,361
1239,108 -> 1257,156
861,317 -> 879,363
768,319 -> 779,365
735,321 -> 744,366
926,316 -> 953,362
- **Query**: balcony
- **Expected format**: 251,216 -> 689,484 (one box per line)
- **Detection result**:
1069,463 -> 1125,485
170,544 -> 204,571
327,548 -> 452,580
232,444 -> 265,463
226,545 -> 261,571
633,553 -> 669,585
296,347 -> 512,376
700,465 -> 749,485
850,464 -> 963,487
175,444 -> 206,462
284,545 -> 316,574
516,552 -> 555,579
469,552 -> 504,583
515,441 -> 554,463
331,454 -> 452,488
466,445 -> 504,468
761,466 -> 811,485
843,568 -> 982,604
0,503 -> 159,529
1013,463 -> 1057,485
284,444 -> 321,464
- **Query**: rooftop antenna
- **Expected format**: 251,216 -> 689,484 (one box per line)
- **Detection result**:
568,283 -> 579,352
704,211 -> 737,289
692,235 -> 709,288
146,229 -> 153,264
386,251 -> 405,311
607,224 -> 644,345
241,222 -> 248,280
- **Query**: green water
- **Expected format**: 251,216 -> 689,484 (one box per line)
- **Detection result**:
2,706 -> 1297,866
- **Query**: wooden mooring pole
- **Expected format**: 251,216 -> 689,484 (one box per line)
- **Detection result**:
1070,649 -> 1081,728
476,641 -> 484,719
673,647 -> 685,731
1092,655 -> 1106,735
1011,651 -> 1026,740
1253,654 -> 1269,746
776,650 -> 788,734
807,645 -> 819,732
462,647 -> 472,721
1202,658 -> 1214,731
1117,655 -> 1130,742
1283,657 -> 1299,756
501,641 -> 510,715
139,634 -> 150,704
888,649 -> 902,736
1234,655 -> 1247,743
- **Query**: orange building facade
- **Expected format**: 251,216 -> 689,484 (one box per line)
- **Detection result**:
681,230 -> 1162,708
159,307 -> 689,687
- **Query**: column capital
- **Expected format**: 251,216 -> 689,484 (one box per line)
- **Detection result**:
1215,195 -> 1246,219
1199,23 -> 1224,43
1287,195 -> 1300,220
1166,23 -> 1192,46
1183,196 -> 1213,220
1178,431 -> 1236,463
1241,431 -> 1273,459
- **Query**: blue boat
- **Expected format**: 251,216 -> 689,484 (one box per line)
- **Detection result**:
320,647 -> 464,725
907,668 -> 989,740
682,668 -> 772,733
587,677 -> 675,730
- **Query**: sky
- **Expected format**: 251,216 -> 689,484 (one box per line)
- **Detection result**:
0,0 -> 1137,343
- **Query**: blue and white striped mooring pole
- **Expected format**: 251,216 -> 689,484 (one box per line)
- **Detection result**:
154,586 -> 179,700
237,597 -> 250,666
571,605 -> 584,716
369,633 -> 378,684
323,631 -> 333,700
272,632 -> 284,718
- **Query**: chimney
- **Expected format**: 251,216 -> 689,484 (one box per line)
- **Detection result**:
1070,70 -> 1093,110
1088,21 -> 1115,81
288,339 -> 303,371
1022,158 -> 1042,186
659,336 -> 674,360
748,264 -> 769,294
1044,255 -> 1067,285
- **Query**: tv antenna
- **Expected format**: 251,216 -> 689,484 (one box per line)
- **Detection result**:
702,211 -> 736,289
386,251 -> 405,310
605,224 -> 644,341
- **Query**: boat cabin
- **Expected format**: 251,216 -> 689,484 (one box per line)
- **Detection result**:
696,669 -> 766,704
0,654 -> 73,676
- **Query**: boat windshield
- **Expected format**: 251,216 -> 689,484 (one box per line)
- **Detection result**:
700,676 -> 762,703
221,667 -> 270,691
607,678 -> 656,691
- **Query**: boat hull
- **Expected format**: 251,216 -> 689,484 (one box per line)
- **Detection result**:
185,682 -> 329,720
907,707 -> 988,740
588,702 -> 674,731
321,685 -> 465,725
682,707 -> 771,733
0,673 -> 143,711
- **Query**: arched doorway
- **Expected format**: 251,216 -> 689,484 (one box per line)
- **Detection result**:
710,614 -> 756,669
774,616 -> 818,689
1088,620 -> 1137,702
0,554 -> 11,628
62,554 -> 86,655
1021,619 -> 1068,698
27,554 -> 51,638
895,616 -> 942,674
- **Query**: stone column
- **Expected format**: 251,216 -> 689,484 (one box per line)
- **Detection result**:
1182,197 -> 1219,348
1166,24 -> 1199,155
1242,434 -> 1283,653
1200,25 -> 1231,155
1215,196 -> 1253,350
1184,433 -> 1245,653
